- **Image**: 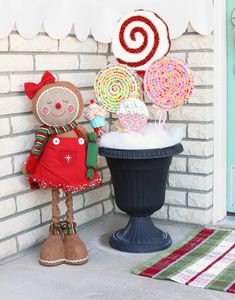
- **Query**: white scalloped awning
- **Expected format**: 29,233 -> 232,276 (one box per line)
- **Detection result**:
0,0 -> 213,42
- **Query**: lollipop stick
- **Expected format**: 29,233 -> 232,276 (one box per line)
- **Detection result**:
136,70 -> 146,101
152,105 -> 168,128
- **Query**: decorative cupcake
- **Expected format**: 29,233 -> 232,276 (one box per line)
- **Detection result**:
85,99 -> 106,136
117,98 -> 149,132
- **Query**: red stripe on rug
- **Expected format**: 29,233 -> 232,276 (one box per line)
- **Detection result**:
185,243 -> 235,286
139,228 -> 215,278
226,282 -> 235,293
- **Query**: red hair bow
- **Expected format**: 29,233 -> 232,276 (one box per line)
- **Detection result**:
24,71 -> 56,100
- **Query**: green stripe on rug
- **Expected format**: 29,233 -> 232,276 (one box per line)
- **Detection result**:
206,260 -> 235,292
132,227 -> 203,275
156,230 -> 231,280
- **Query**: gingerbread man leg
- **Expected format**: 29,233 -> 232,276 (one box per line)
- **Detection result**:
63,192 -> 88,265
39,189 -> 64,266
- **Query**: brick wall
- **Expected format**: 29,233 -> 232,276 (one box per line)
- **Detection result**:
167,30 -> 214,225
0,26 -> 214,261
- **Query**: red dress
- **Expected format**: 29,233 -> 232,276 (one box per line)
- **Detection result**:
29,131 -> 102,192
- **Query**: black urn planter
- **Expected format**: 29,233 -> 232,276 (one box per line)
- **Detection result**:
99,143 -> 184,253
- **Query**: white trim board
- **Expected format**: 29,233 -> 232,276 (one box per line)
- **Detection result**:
0,0 -> 213,41
213,0 -> 227,224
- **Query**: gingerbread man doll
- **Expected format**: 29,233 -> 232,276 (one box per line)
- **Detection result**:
23,71 -> 102,266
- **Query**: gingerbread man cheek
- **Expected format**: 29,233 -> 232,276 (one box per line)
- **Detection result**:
41,106 -> 50,115
67,104 -> 75,114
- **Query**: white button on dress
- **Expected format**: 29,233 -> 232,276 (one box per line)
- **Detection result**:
53,137 -> 60,145
78,137 -> 85,145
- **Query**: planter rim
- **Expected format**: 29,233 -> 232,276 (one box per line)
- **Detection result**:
99,143 -> 183,159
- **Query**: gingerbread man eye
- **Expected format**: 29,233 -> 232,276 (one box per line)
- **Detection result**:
67,104 -> 75,114
46,100 -> 53,104
41,106 -> 50,115
63,99 -> 69,103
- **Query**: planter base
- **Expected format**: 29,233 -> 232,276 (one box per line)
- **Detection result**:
109,216 -> 172,253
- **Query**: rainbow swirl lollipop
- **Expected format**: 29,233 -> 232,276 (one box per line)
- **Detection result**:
144,57 -> 194,109
94,64 -> 142,113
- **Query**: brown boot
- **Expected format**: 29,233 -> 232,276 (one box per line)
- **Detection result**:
62,222 -> 88,265
39,223 -> 64,266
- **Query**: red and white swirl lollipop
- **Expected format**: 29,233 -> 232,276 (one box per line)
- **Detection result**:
112,10 -> 171,72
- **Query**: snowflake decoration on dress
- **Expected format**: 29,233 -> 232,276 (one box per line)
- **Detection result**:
112,10 -> 171,71
64,154 -> 72,163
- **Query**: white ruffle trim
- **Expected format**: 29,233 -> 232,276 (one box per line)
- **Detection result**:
0,0 -> 213,41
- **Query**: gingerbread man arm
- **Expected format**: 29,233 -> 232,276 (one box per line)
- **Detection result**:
23,127 -> 49,174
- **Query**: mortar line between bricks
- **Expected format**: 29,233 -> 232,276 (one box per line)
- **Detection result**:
3,70 -> 102,77
183,103 -> 213,107
101,202 -> 105,216
0,112 -> 35,119
0,51 -> 109,56
0,171 -> 26,181
191,67 -> 214,71
169,171 -> 213,176
166,187 -> 213,194
11,156 -> 15,174
108,184 -> 115,211
176,158 -> 214,164
159,119 -> 214,124
187,204 -> 213,209
182,137 -> 214,142
186,156 -> 189,173
186,191 -> 189,206
15,234 -> 20,252
56,39 -> 59,52
0,131 -> 35,140
177,153 -> 214,158
168,203 -> 213,211
194,85 -> 214,89
32,55 -> 35,71
0,151 -> 30,161
7,35 -> 10,52
0,69 -> 108,76
171,49 -> 214,53
185,51 -> 189,64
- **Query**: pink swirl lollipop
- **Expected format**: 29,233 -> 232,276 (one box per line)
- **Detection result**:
112,10 -> 171,71
144,57 -> 194,109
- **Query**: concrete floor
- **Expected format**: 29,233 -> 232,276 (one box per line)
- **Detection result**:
216,216 -> 235,230
0,214 -> 234,300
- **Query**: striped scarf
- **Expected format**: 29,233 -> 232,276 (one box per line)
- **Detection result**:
31,121 -> 79,157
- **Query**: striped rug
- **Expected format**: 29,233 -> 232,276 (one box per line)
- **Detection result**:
132,228 -> 235,294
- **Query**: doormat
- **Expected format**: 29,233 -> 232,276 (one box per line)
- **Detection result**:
132,228 -> 235,294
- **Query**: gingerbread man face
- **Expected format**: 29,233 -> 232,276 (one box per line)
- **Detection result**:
32,82 -> 84,126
